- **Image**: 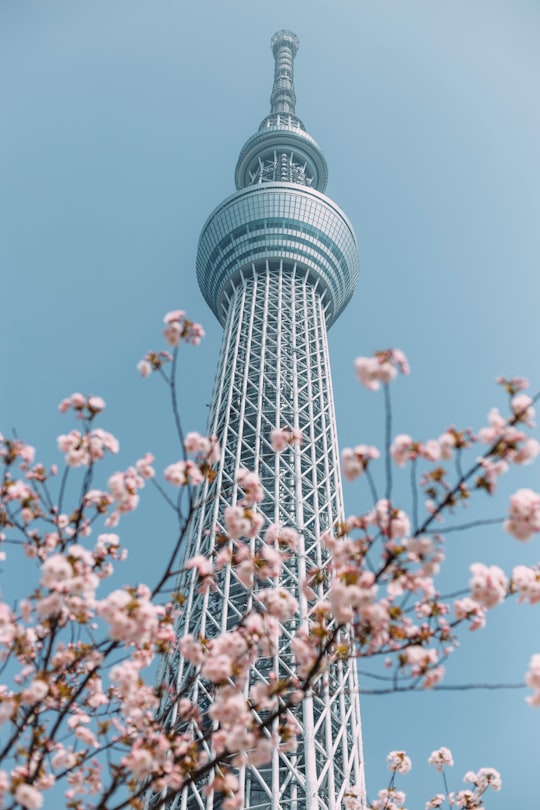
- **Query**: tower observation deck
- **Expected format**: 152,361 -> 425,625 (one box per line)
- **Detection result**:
154,30 -> 365,810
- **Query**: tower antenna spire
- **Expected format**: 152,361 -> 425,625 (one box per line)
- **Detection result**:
270,30 -> 300,115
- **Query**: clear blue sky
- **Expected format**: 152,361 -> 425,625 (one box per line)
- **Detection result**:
1,1 -> 540,806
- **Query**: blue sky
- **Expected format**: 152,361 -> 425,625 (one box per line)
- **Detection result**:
1,1 -> 540,806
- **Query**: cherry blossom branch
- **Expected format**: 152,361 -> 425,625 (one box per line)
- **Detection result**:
383,382 -> 393,503
359,682 -> 525,695
424,517 -> 505,535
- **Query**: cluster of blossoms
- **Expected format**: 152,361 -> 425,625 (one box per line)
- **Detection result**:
354,348 -> 410,391
56,395 -> 120,468
298,512 -> 450,689
468,563 -> 508,609
341,444 -> 380,481
164,432 -> 221,488
387,750 -> 412,774
0,435 -> 36,471
194,521 -> 297,595
73,453 -> 156,530
428,746 -> 454,771
369,787 -> 407,810
368,498 -> 411,540
162,309 -> 205,347
223,468 -> 265,541
448,768 -> 502,808
137,309 -> 204,377
58,393 -> 106,418
475,405 -> 539,495
503,488 -> 540,541
106,462 -> 149,525
270,426 -> 302,452
175,610 -> 301,797
362,749 -> 500,810
390,434 -> 442,467
57,427 -> 119,468
137,349 -> 173,377
512,564 -> 540,604
0,322 -> 538,810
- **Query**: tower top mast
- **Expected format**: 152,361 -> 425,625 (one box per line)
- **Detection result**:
235,30 -> 328,192
269,30 -> 300,115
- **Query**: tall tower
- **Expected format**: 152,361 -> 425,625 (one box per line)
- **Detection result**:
160,31 -> 365,810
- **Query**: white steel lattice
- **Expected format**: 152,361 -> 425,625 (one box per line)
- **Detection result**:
151,263 -> 365,810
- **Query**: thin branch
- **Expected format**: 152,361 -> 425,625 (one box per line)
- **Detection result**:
383,382 -> 392,503
150,477 -> 180,512
424,517 -> 505,535
170,348 -> 187,456
57,465 -> 70,515
360,682 -> 525,695
410,457 -> 418,534
365,467 -> 379,507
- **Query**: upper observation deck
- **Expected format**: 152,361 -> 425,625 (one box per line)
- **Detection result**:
196,30 -> 359,327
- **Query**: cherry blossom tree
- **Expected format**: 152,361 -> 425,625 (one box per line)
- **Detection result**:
0,308 -> 539,810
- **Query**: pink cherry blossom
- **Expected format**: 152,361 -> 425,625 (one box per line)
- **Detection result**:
40,554 -> 73,590
406,645 -> 438,670
270,427 -> 302,452
137,359 -> 152,377
14,784 -> 43,810
123,746 -> 155,779
22,679 -> 48,704
263,524 -> 298,550
180,634 -> 204,666
343,786 -> 364,810
164,460 -> 204,487
454,597 -> 486,631
478,407 -> 507,445
463,767 -> 502,792
57,393 -> 106,419
512,565 -> 540,604
201,653 -> 233,682
469,562 -> 508,608
390,434 -> 440,466
511,393 -> 535,426
387,750 -> 412,774
355,348 -> 409,391
163,309 -> 186,324
236,468 -> 264,504
369,499 -> 411,539
162,310 -> 205,346
354,356 -> 383,391
428,746 -> 454,771
224,506 -> 252,539
341,444 -> 380,481
513,438 -> 540,465
370,787 -> 407,810
136,452 -> 155,479
184,432 -> 220,464
137,350 -> 173,376
391,434 -> 413,466
96,585 -> 162,645
0,603 -> 16,645
258,587 -> 298,621
504,488 -> 540,541
425,796 -> 445,809
57,428 -> 119,467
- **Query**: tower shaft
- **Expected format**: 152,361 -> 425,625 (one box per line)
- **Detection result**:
154,31 -> 365,810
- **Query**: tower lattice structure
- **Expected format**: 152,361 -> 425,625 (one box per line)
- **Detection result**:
156,31 -> 365,810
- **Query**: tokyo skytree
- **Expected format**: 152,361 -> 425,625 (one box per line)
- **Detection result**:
155,30 -> 365,810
